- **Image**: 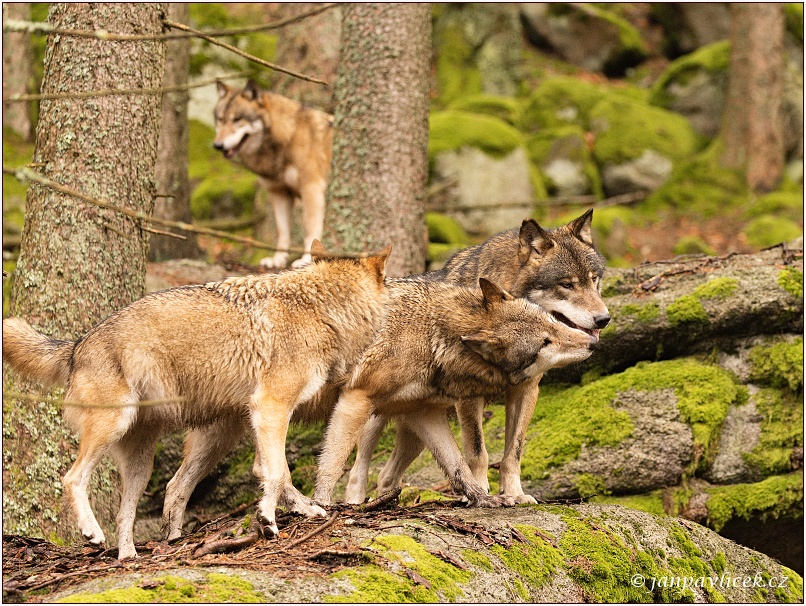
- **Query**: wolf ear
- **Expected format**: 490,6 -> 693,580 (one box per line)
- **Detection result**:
310,239 -> 328,261
242,79 -> 260,101
479,278 -> 514,308
568,209 -> 595,246
364,244 -> 392,283
460,331 -> 500,361
518,218 -> 553,262
216,80 -> 230,99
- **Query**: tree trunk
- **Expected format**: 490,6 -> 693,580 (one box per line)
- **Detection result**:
323,3 -> 431,278
2,2 -> 34,140
548,245 -> 804,383
269,3 -> 341,112
720,3 -> 785,193
4,2 -> 166,544
149,2 -> 201,261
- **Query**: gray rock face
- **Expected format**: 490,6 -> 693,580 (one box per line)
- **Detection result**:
602,149 -> 673,196
704,393 -> 762,485
526,389 -> 693,500
431,146 -> 534,237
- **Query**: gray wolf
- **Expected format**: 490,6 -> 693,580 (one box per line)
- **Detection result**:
313,277 -> 596,506
214,79 -> 333,269
343,210 -> 610,504
2,242 -> 390,559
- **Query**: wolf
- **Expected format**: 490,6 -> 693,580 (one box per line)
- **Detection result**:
343,209 -> 610,504
2,242 -> 390,560
214,79 -> 333,269
313,277 -> 596,506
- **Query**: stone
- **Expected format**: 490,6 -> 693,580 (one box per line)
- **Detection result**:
602,149 -> 674,196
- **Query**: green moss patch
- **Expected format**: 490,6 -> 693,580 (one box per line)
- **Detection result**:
743,215 -> 803,249
673,236 -> 717,257
777,267 -> 803,299
522,76 -> 614,132
748,338 -> 803,392
650,41 -> 730,108
705,472 -> 804,532
743,388 -> 803,477
745,191 -> 804,223
620,301 -> 661,323
58,573 -> 263,603
490,524 -> 564,595
667,295 -> 709,326
591,491 -> 667,517
447,94 -> 524,126
426,212 -> 470,246
429,110 -> 524,159
692,277 -> 739,300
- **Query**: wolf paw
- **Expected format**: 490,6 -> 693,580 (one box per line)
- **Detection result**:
291,254 -> 312,268
288,495 -> 328,518
81,527 -> 106,547
256,512 -> 280,538
508,493 -> 537,505
260,254 -> 289,270
470,494 -> 517,508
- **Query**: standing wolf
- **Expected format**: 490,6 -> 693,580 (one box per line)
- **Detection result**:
314,277 -> 596,506
344,209 -> 610,504
214,79 -> 333,269
2,242 -> 389,559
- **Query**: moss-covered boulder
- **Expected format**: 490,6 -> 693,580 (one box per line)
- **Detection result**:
525,125 -> 603,197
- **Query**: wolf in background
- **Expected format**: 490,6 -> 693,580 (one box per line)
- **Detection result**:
344,210 -> 610,504
2,242 -> 390,559
314,277 -> 596,506
214,79 -> 333,269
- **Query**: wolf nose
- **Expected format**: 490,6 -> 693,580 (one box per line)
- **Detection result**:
594,313 -> 610,329
213,141 -> 224,151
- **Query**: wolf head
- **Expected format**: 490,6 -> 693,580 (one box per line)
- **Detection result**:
213,79 -> 267,159
510,210 -> 610,342
461,278 -> 595,385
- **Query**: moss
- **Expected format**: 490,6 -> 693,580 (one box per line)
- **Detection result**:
330,533 -> 473,602
705,472 -> 804,532
667,295 -> 709,326
446,94 -> 524,126
433,17 -> 482,107
645,139 -> 748,217
524,125 -> 603,198
743,215 -> 802,249
490,525 -> 564,592
620,302 -> 661,323
650,41 -> 730,108
398,487 -> 453,507
58,573 -> 264,603
591,491 -> 666,517
747,338 -> 803,392
428,110 -> 524,160
785,3 -> 804,43
674,236 -> 717,257
461,549 -> 494,572
589,95 -> 702,166
692,277 -> 739,300
745,191 -> 804,223
522,76 -> 613,132
777,267 -> 803,299
575,473 -> 608,498
743,388 -> 803,477
426,212 -> 470,245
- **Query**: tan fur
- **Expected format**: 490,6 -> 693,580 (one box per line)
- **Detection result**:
2,243 -> 389,559
345,210 -> 611,504
314,277 -> 595,506
214,79 -> 333,269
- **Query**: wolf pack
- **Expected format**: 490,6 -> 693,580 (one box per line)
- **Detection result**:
3,81 -> 611,560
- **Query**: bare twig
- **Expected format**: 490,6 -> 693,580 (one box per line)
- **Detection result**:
356,487 -> 402,513
141,225 -> 187,241
193,531 -> 259,557
268,511 -> 339,554
164,19 -> 329,86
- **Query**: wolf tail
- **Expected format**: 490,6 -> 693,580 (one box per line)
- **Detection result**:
3,317 -> 73,386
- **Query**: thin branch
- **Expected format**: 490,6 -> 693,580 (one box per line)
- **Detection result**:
2,5 -> 338,40
3,391 -> 186,409
163,19 -> 329,86
141,225 -> 187,240
267,511 -> 340,554
3,72 -> 248,103
4,165 -> 374,258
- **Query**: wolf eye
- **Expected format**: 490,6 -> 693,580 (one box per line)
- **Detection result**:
559,282 -> 574,290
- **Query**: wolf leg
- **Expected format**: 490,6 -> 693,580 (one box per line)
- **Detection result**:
376,421 -> 425,494
313,389 -> 374,505
260,184 -> 293,269
162,417 -> 246,540
499,377 -> 540,504
456,397 -> 490,493
280,468 -> 327,518
111,427 -> 160,559
399,410 -> 515,507
291,179 -> 326,268
345,414 -> 389,504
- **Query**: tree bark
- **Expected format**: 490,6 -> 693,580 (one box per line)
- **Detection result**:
269,3 -> 341,113
149,2 -> 201,261
2,2 -> 34,140
323,3 -> 431,278
4,2 -> 166,544
720,3 -> 786,193
548,245 -> 804,383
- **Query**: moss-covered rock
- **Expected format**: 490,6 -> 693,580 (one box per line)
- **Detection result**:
746,191 -> 805,224
525,125 -> 603,197
743,215 -> 803,250
428,110 -> 525,160
446,94 -> 524,126
521,76 -> 624,132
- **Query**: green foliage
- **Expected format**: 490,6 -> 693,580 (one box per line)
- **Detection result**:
777,267 -> 804,299
58,573 -> 263,603
743,388 -> 803,476
705,472 -> 804,532
589,96 -> 702,166
748,338 -> 804,392
429,110 -> 524,159
743,215 -> 803,249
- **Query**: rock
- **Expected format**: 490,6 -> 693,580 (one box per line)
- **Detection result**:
704,394 -> 762,484
650,3 -> 731,57
602,149 -> 673,196
525,125 -> 602,197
